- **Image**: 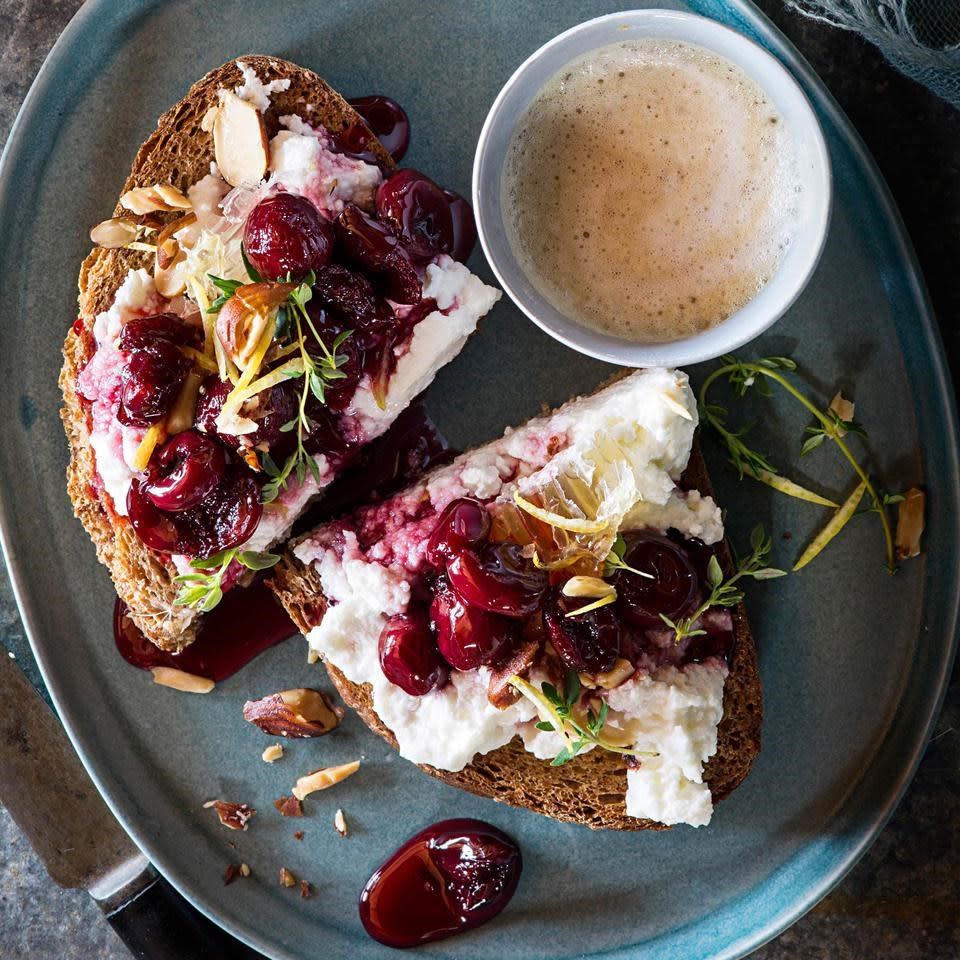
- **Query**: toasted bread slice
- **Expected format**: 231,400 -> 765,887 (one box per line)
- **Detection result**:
61,57 -> 396,652
270,395 -> 762,831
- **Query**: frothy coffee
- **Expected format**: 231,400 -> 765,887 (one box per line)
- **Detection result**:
503,39 -> 800,343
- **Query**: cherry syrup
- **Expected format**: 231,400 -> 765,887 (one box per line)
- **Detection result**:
359,818 -> 521,948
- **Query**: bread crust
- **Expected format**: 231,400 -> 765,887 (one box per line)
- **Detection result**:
60,57 -> 394,652
270,435 -> 763,831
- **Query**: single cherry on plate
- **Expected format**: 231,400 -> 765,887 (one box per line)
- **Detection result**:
612,533 -> 700,628
243,193 -> 334,280
429,577 -> 518,670
378,609 -> 447,696
142,430 -> 226,512
543,587 -> 621,674
446,541 -> 547,618
359,818 -> 522,948
347,95 -> 410,163
443,188 -> 477,262
426,498 -> 491,567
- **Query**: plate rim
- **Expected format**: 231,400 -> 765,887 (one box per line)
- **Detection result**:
0,1 -> 957,958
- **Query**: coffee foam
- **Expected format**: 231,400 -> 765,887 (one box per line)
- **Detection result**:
503,39 -> 801,343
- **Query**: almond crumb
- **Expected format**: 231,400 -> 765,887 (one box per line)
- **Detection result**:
292,760 -> 360,801
262,744 -> 284,763
210,801 -> 256,831
300,880 -> 313,899
239,863 -> 251,878
274,795 -> 304,817
334,809 -> 347,837
151,666 -> 214,694
279,867 -> 296,888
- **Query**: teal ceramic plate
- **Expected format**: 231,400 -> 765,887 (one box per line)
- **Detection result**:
0,1 -> 957,958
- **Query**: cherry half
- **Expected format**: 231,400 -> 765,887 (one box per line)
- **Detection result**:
118,340 -> 189,426
347,95 -> 410,163
445,542 -> 546,618
376,170 -> 454,263
426,498 -> 491,567
243,193 -> 334,280
612,533 -> 700,628
429,577 -> 517,670
378,609 -> 447,696
543,588 -> 621,674
142,431 -> 226,512
359,818 -> 522,948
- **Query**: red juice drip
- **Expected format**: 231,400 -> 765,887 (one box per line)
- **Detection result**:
359,818 -> 521,948
113,579 -> 297,681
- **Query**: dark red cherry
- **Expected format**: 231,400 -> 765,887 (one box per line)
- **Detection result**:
543,588 -> 621,674
378,609 -> 447,696
243,193 -> 334,280
376,170 -> 454,262
303,308 -> 364,411
195,376 -> 299,455
142,431 -> 226,512
347,95 -> 410,163
314,264 -> 395,332
426,498 -> 490,567
127,465 -> 262,558
118,313 -> 197,350
359,818 -> 521,949
442,189 -> 477,262
119,340 -> 189,426
126,480 -> 180,553
429,578 -> 517,670
446,542 -> 546,618
335,203 -> 399,269
612,534 -> 700,628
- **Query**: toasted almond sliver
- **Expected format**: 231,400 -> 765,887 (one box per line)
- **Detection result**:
262,744 -> 284,763
120,182 -> 192,215
213,92 -> 269,188
334,809 -> 347,837
292,760 -> 360,801
153,183 -> 193,210
895,487 -> 925,561
90,216 -> 139,249
586,658 -> 636,691
239,863 -> 251,878
561,576 -> 616,600
279,866 -> 297,888
150,666 -> 214,694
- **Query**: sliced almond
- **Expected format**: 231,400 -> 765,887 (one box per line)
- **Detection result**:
333,809 -> 347,837
213,92 -> 269,187
243,688 -> 344,738
584,657 -> 636,690
279,867 -> 297,888
895,487 -> 925,561
90,216 -> 139,249
151,667 -> 214,693
561,576 -> 616,600
262,743 -> 284,763
120,182 -> 192,215
216,282 -> 295,369
292,760 -> 360,801
154,242 -> 190,298
239,863 -> 251,878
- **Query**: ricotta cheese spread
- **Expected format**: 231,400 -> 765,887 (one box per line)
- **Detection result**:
296,369 -> 730,826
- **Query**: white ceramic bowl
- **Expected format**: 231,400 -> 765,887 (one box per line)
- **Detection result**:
473,9 -> 832,367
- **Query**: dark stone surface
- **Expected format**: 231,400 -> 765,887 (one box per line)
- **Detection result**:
0,1 -> 956,958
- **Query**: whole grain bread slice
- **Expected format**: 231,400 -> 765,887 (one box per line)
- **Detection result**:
60,57 -> 395,652
270,436 -> 762,831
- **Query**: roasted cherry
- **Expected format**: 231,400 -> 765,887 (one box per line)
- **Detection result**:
359,818 -> 521,948
127,465 -> 262,558
195,376 -> 299,455
612,534 -> 700,628
142,431 -> 226,512
314,264 -> 395,332
445,542 -> 546,618
379,609 -> 447,696
543,588 -> 621,674
119,340 -> 189,426
376,170 -> 454,262
426,498 -> 490,567
243,193 -> 334,280
443,188 -> 477,262
118,313 -> 197,350
347,95 -> 410,163
429,578 -> 517,670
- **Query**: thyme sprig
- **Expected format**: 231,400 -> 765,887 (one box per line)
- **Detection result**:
509,670 -> 657,766
174,546 -> 280,611
659,525 -> 785,643
603,534 -> 654,579
699,355 -> 898,571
